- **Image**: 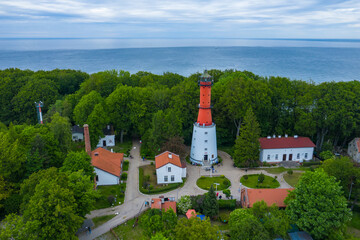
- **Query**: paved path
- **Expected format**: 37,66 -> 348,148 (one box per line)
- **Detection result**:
79,142 -> 292,240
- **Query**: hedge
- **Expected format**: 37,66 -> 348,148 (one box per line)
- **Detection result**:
218,199 -> 236,210
302,161 -> 321,167
121,172 -> 127,180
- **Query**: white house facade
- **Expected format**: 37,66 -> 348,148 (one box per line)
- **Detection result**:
259,136 -> 315,163
97,135 -> 115,148
155,151 -> 186,184
94,167 -> 119,185
348,138 -> 360,162
71,125 -> 84,142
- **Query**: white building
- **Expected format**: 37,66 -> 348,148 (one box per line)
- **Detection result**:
97,125 -> 115,148
259,135 -> 315,163
156,151 -> 186,184
91,147 -> 124,186
71,125 -> 84,142
348,138 -> 360,162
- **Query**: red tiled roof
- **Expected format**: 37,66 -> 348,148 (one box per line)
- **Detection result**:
259,136 -> 315,149
151,198 -> 162,210
151,198 -> 176,212
155,151 -> 182,169
245,188 -> 293,208
91,148 -> 123,177
186,209 -> 196,219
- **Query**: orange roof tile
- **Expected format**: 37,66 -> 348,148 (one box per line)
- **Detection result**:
91,148 -> 123,177
151,198 -> 162,210
186,209 -> 196,219
150,198 -> 177,213
155,151 -> 182,169
245,188 -> 293,208
162,201 -> 176,213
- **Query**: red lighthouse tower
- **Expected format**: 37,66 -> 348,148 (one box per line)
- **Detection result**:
190,70 -> 218,165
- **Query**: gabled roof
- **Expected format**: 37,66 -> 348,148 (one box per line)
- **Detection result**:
103,125 -> 115,136
151,198 -> 177,212
245,188 -> 293,208
91,148 -> 123,177
259,136 -> 315,149
155,151 -> 183,169
72,125 -> 84,134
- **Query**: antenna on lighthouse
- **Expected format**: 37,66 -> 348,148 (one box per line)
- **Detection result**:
35,101 -> 44,124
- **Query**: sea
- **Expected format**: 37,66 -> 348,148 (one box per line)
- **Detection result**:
0,38 -> 360,83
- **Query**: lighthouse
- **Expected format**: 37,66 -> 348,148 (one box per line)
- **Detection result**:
190,70 -> 217,165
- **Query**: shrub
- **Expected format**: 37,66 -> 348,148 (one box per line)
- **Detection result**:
219,212 -> 230,223
319,150 -> 334,160
178,195 -> 192,214
218,199 -> 236,210
244,175 -> 248,181
122,160 -> 129,171
153,170 -> 156,175
121,172 -> 128,180
258,173 -> 265,183
108,195 -> 115,204
200,176 -> 205,179
150,161 -> 154,166
149,185 -> 154,191
145,175 -> 150,182
222,179 -> 231,188
302,161 -> 321,167
223,189 -> 231,198
287,169 -> 293,175
220,175 -> 225,178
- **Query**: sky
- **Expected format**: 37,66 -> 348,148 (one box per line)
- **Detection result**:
0,0 -> 360,39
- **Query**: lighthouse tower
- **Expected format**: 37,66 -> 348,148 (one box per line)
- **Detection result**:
190,71 -> 217,165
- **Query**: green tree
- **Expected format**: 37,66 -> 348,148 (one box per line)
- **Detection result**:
319,150 -> 334,160
177,195 -> 192,214
73,90 -> 102,125
0,213 -> 37,240
162,208 -> 178,238
174,217 -> 222,240
60,151 -> 94,178
151,232 -> 169,240
285,169 -> 352,239
48,112 -> 72,153
87,103 -> 110,149
229,208 -> 270,240
233,108 -> 261,167
203,184 -> 219,218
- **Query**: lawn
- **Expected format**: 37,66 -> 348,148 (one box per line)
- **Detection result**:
348,211 -> 360,230
92,214 -> 115,228
111,217 -> 145,240
240,174 -> 280,188
93,183 -> 126,210
196,176 -> 231,190
260,166 -> 319,174
283,172 -> 303,187
139,165 -> 185,194
111,139 -> 132,156
123,160 -> 129,171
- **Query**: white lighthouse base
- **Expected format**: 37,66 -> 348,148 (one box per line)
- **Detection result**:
190,123 -> 218,165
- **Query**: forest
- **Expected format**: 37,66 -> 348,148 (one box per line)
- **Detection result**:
1,68 -> 360,237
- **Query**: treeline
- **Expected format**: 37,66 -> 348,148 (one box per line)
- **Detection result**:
1,68 -> 360,155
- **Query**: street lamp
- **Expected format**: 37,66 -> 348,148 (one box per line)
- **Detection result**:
214,183 -> 220,192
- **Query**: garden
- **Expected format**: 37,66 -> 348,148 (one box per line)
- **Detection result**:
92,183 -> 127,210
283,171 -> 303,187
240,173 -> 280,188
139,165 -> 185,194
196,175 -> 231,190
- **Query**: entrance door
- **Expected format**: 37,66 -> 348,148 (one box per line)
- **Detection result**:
103,140 -> 106,146
204,155 -> 208,161
289,154 -> 293,161
283,154 -> 286,161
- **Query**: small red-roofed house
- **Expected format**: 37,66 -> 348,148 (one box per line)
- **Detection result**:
259,135 -> 315,163
151,197 -> 177,213
186,209 -> 196,219
241,188 -> 293,208
348,138 -> 360,162
155,151 -> 186,184
91,148 -> 124,186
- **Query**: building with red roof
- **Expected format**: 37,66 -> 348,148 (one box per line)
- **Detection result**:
348,138 -> 360,162
92,147 -> 124,186
241,188 -> 294,208
259,135 -> 315,163
151,197 -> 177,213
155,151 -> 186,184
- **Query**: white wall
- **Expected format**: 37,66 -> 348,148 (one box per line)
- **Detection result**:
72,133 -> 83,141
190,123 -> 217,165
97,135 -> 115,148
348,139 -> 360,162
181,168 -> 186,178
260,147 -> 314,163
95,167 -> 119,186
156,163 -> 183,184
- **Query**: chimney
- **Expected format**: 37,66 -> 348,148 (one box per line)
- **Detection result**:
84,124 -> 91,156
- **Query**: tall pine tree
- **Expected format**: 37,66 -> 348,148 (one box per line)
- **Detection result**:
203,184 -> 219,218
233,108 -> 261,167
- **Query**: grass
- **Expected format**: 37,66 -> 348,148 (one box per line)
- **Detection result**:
93,183 -> 126,210
139,165 -> 185,194
283,172 -> 303,187
212,209 -> 232,230
122,160 -> 129,171
240,174 -> 280,188
349,211 -> 360,230
196,176 -> 231,190
111,217 -> 145,240
111,139 -> 132,156
259,165 -> 319,174
92,215 -> 115,228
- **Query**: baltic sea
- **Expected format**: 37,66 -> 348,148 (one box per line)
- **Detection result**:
0,38 -> 360,83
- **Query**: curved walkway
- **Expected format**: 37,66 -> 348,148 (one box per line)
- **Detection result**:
80,143 -> 293,240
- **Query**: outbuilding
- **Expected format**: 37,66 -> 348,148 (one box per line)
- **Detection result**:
259,135 -> 315,163
96,125 -> 115,148
155,151 -> 186,184
348,138 -> 360,162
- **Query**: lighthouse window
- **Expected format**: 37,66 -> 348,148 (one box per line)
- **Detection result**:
205,140 -> 208,143
205,132 -> 208,134
205,148 -> 207,151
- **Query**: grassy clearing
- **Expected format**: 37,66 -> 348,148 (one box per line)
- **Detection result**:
111,217 -> 145,240
111,139 -> 132,156
240,174 -> 280,188
93,183 -> 126,210
139,165 -> 185,194
283,172 -> 303,187
196,176 -> 231,190
92,215 -> 116,228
